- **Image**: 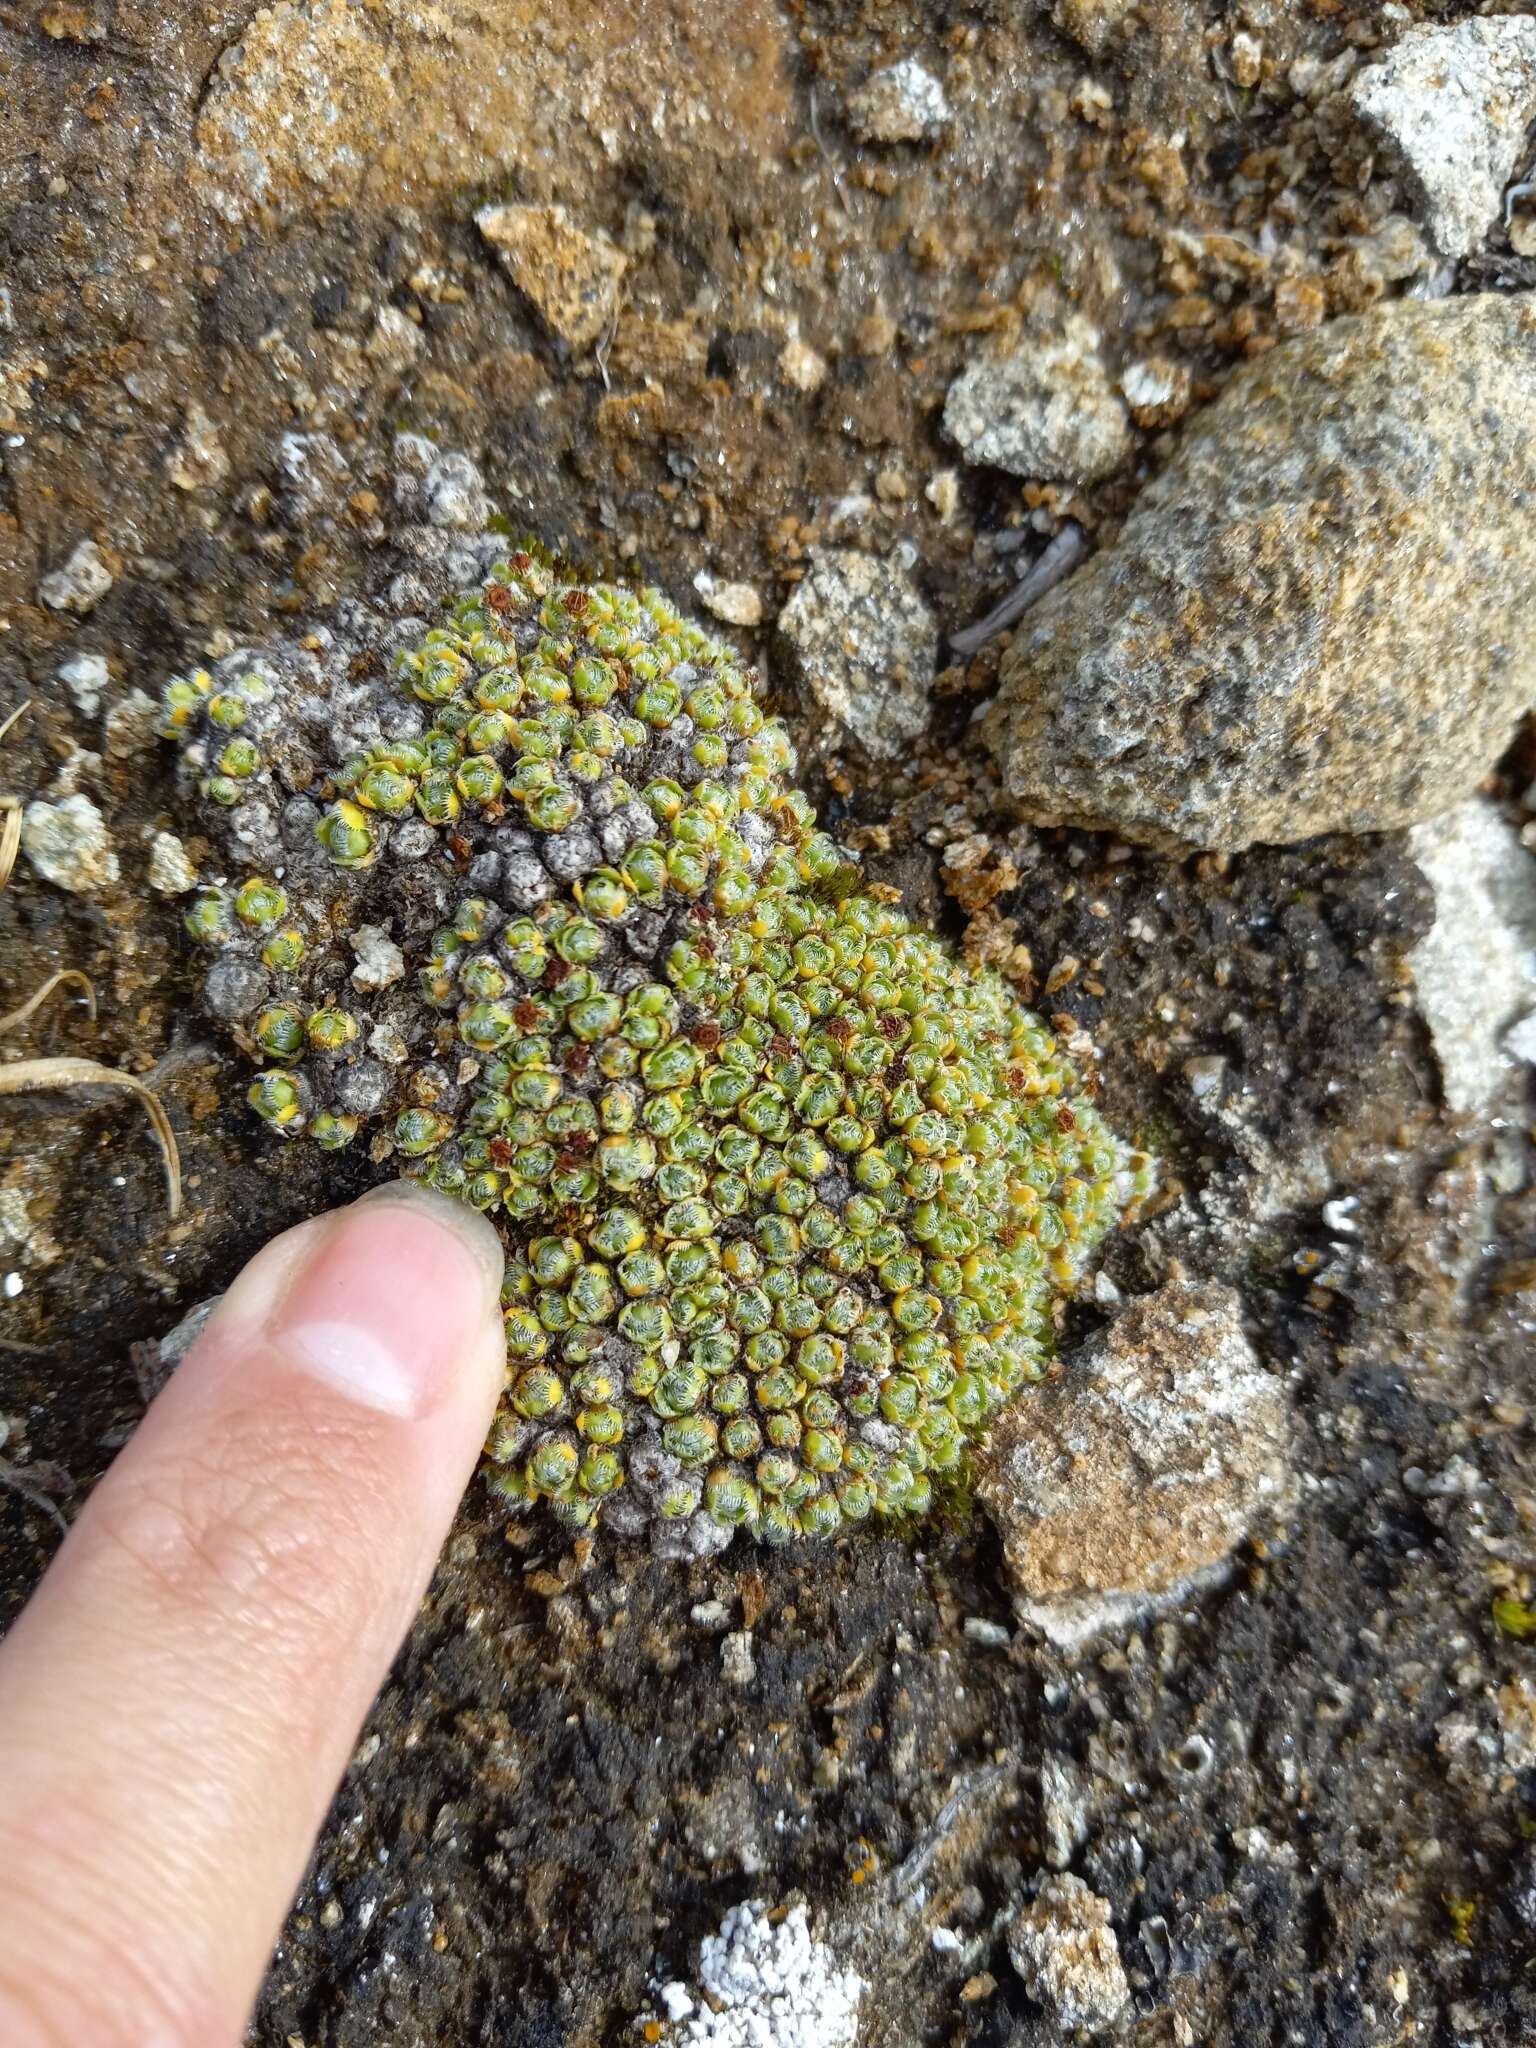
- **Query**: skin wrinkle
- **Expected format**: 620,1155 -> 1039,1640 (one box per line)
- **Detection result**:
0,1800 -> 230,2048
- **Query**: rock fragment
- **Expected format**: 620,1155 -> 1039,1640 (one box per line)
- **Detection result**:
846,59 -> 950,143
58,651 -> 108,719
986,295 -> 1536,850
147,830 -> 199,896
38,539 -> 113,615
1007,1875 -> 1130,2034
168,401 -> 231,492
776,548 -> 936,759
349,924 -> 406,993
1406,801 -> 1536,1115
693,571 -> 763,629
778,336 -> 828,393
1350,18 -> 1536,258
22,793 -> 120,893
944,316 -> 1131,483
976,1279 -> 1291,1650
475,203 -> 626,351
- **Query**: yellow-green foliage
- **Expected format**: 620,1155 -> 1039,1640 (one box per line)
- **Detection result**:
164,555 -> 1149,1543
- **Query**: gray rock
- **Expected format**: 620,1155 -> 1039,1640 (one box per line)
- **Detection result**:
1407,800 -> 1536,1115
986,295 -> 1536,850
944,315 -> 1131,483
1007,1875 -> 1130,2034
1039,1754 -> 1091,1872
775,547 -> 936,759
975,1279 -> 1291,1651
846,59 -> 951,143
1350,18 -> 1536,259
349,923 -> 406,993
58,651 -> 109,718
21,793 -> 119,892
38,539 -> 114,614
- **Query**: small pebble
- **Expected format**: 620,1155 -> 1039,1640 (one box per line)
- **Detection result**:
721,1630 -> 757,1687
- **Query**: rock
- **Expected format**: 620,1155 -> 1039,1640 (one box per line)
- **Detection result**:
1007,1875 -> 1130,2034
1350,19 -> 1536,259
147,830 -> 199,895
846,59 -> 950,143
168,401 -> 231,492
986,295 -> 1536,851
102,689 -> 159,759
21,793 -> 119,893
365,303 -> 422,372
350,925 -> 406,993
693,571 -> 763,629
658,1899 -> 863,2048
1407,801 -> 1536,1115
1497,1676 -> 1536,1773
925,468 -> 960,522
1039,1754 -> 1091,1871
1119,355 -> 1192,429
420,452 -> 489,532
776,548 -> 937,759
475,203 -> 626,351
721,1630 -> 757,1688
943,315 -> 1131,483
778,336 -> 828,393
191,0 -> 793,229
58,651 -> 108,718
976,1279 -> 1291,1651
38,538 -> 113,614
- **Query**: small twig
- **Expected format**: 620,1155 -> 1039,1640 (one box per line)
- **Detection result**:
0,969 -> 98,1036
808,85 -> 853,220
0,1461 -> 70,1541
0,1471 -> 70,1540
948,523 -> 1088,660
0,803 -> 19,896
0,1057 -> 182,1220
889,1763 -> 1011,1901
0,698 -> 34,896
0,699 -> 33,749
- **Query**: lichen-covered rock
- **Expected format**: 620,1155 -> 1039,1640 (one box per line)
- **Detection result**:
1007,1875 -> 1129,2034
846,59 -> 950,144
38,538 -> 113,614
976,1278 -> 1290,1649
475,203 -> 627,351
59,651 -> 108,718
159,445 -> 1145,1551
944,315 -> 1132,483
1407,801 -> 1536,1115
775,548 -> 937,760
22,793 -> 119,893
1350,18 -> 1536,259
655,1899 -> 863,2047
986,295 -> 1536,851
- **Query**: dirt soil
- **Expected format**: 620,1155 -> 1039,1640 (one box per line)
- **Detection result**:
3,3 -> 1536,2044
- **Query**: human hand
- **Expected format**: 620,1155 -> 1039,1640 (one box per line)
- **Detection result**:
0,1182 -> 506,2048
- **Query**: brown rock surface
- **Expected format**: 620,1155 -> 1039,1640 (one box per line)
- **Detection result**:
986,295 -> 1536,851
976,1279 -> 1292,1649
193,0 -> 793,225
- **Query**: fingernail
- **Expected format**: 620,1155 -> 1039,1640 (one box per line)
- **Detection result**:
271,1181 -> 505,1418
